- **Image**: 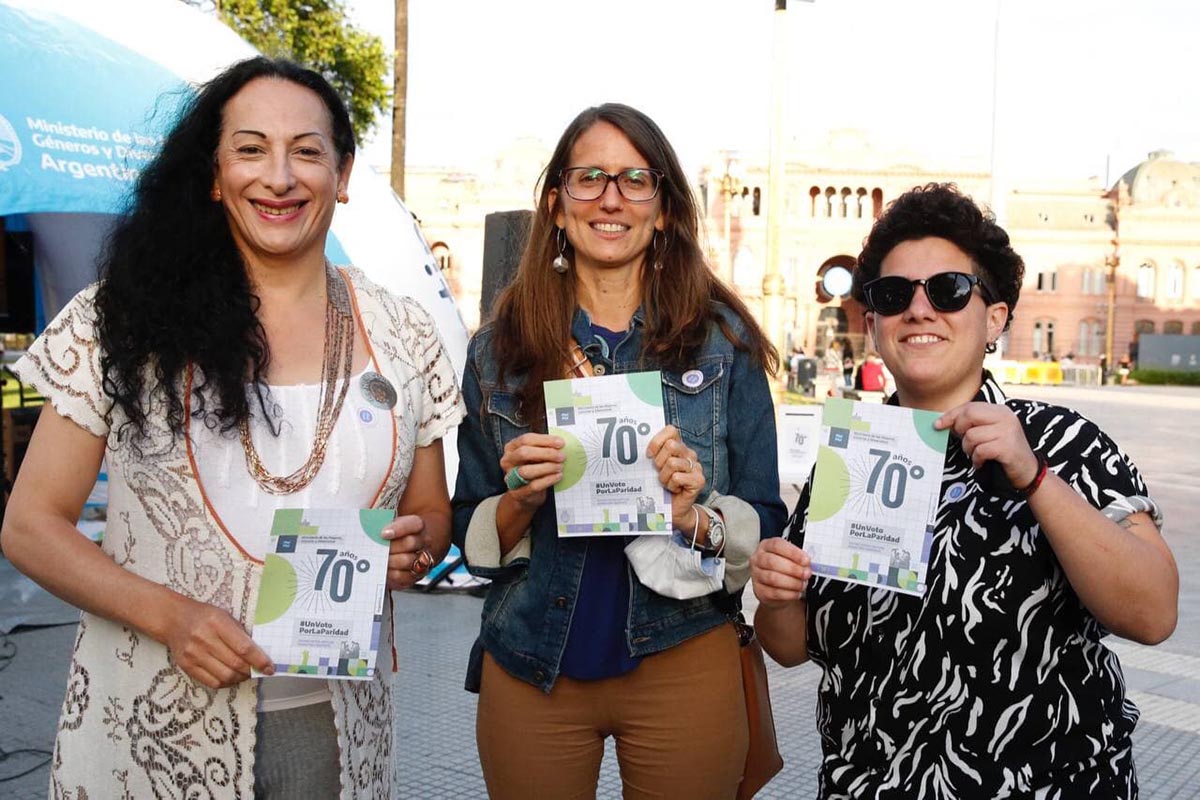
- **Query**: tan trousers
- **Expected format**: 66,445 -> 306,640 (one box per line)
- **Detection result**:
477,623 -> 749,800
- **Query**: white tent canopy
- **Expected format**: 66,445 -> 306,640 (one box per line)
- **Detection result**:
0,0 -> 469,478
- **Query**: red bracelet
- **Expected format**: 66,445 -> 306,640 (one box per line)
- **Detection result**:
1014,455 -> 1048,499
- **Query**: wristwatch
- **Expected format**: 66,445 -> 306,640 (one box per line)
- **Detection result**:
696,505 -> 726,554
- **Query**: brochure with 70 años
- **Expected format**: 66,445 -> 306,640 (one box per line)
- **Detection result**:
804,398 -> 948,597
252,508 -> 393,679
544,371 -> 672,537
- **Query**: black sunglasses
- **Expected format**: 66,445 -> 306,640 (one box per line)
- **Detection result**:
861,271 -> 995,316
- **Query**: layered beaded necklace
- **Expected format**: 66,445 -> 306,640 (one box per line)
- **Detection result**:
239,267 -> 356,495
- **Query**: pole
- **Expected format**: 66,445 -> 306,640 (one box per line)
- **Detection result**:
390,0 -> 409,199
762,0 -> 789,367
1104,188 -> 1121,375
987,0 -> 1005,223
723,185 -> 734,285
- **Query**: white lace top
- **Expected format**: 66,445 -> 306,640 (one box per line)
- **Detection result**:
190,367 -> 394,711
12,266 -> 465,799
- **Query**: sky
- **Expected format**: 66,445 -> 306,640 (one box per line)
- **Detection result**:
347,0 -> 1200,185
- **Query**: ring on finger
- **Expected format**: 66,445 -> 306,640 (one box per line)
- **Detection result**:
410,549 -> 436,576
505,466 -> 531,490
684,457 -> 695,472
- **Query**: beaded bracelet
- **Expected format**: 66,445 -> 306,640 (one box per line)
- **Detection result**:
1014,454 -> 1049,499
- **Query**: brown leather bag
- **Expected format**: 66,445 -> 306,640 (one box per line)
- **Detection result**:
736,619 -> 784,799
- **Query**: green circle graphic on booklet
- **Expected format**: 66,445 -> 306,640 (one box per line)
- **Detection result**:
550,426 -> 588,491
911,408 -> 949,453
627,371 -> 665,406
255,554 -> 298,625
807,445 -> 851,523
359,508 -> 390,546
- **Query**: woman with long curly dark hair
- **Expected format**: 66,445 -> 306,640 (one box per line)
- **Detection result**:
751,183 -> 1178,798
451,103 -> 786,798
1,57 -> 463,798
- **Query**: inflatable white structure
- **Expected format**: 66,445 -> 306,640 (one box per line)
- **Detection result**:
0,0 -> 469,465
0,0 -> 468,363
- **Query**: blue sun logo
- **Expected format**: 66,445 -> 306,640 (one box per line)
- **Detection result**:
0,114 -> 21,171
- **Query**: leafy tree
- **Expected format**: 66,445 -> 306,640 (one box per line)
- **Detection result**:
182,0 -> 390,142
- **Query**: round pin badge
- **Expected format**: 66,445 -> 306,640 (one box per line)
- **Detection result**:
682,369 -> 704,388
360,371 -> 398,410
944,482 -> 968,503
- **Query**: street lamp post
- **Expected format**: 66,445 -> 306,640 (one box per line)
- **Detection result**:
719,153 -> 742,286
763,0 -> 814,367
1103,182 -> 1127,377
762,0 -> 790,364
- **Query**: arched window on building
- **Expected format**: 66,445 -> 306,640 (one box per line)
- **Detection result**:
1164,320 -> 1184,334
1167,262 -> 1185,299
1032,320 -> 1056,357
1134,319 -> 1156,338
1036,270 -> 1057,292
825,186 -> 836,218
1082,268 -> 1104,295
1077,318 -> 1103,356
856,187 -> 868,219
840,187 -> 852,218
430,242 -> 452,272
1136,262 -> 1156,299
871,188 -> 884,219
1192,321 -> 1200,335
809,186 -> 821,217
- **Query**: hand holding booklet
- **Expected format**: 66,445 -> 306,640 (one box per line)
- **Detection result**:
252,508 -> 393,679
803,399 -> 948,597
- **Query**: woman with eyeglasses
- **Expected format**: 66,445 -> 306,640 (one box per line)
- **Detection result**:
451,103 -> 785,798
750,183 -> 1178,798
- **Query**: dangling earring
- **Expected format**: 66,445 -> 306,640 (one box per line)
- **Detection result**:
651,230 -> 664,271
337,189 -> 349,204
552,227 -> 570,274
211,186 -> 222,202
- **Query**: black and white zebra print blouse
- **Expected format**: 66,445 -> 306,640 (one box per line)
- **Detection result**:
788,372 -> 1161,799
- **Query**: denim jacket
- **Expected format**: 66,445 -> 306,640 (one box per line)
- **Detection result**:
451,303 -> 786,693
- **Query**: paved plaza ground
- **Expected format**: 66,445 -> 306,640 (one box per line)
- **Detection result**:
2,383 -> 1199,798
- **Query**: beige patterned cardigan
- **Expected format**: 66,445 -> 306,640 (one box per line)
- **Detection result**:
12,266 -> 464,800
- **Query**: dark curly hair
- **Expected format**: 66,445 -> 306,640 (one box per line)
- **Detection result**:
93,57 -> 355,441
854,183 -> 1024,333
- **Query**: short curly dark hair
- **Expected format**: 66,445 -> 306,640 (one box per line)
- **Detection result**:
854,183 -> 1024,332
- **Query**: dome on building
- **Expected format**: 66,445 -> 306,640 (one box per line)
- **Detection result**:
1117,149 -> 1200,208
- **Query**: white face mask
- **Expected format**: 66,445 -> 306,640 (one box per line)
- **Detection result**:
624,533 -> 725,600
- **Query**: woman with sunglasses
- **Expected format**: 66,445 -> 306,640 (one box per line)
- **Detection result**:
451,103 -> 785,798
750,183 -> 1178,798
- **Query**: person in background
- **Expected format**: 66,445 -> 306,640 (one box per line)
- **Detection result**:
855,349 -> 886,392
840,337 -> 855,387
451,103 -> 785,799
750,183 -> 1177,798
1119,353 -> 1133,385
788,344 -> 806,392
0,57 -> 463,798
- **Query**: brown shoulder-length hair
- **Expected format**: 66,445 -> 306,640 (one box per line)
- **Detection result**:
489,102 -> 778,425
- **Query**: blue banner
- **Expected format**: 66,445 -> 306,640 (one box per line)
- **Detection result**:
0,4 -> 189,216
